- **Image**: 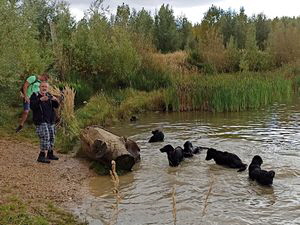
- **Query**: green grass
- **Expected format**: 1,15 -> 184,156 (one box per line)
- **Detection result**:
0,196 -> 87,225
165,71 -> 292,112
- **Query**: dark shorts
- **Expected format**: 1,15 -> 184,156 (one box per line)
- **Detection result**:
23,101 -> 30,111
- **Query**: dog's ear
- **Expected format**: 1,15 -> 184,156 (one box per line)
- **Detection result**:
269,171 -> 275,178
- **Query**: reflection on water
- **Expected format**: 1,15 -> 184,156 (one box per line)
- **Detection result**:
73,98 -> 300,225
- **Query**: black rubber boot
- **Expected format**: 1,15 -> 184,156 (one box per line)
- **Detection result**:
37,151 -> 50,163
47,150 -> 59,160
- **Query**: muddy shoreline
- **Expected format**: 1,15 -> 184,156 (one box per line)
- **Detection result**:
0,138 -> 97,218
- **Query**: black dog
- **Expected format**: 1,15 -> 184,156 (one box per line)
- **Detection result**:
160,144 -> 184,167
182,141 -> 194,157
149,129 -> 164,143
248,155 -> 275,186
183,141 -> 204,157
205,148 -> 247,172
130,116 -> 138,122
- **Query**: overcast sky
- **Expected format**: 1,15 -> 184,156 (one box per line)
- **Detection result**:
68,0 -> 299,24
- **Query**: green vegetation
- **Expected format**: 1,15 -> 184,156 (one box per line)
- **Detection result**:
0,1 -> 300,223
0,196 -> 86,225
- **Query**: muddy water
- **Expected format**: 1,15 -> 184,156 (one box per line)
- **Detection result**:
74,99 -> 300,225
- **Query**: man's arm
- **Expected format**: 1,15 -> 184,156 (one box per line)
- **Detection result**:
51,96 -> 60,108
23,81 -> 30,102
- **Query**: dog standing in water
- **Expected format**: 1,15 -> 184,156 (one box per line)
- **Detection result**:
149,129 -> 164,143
160,144 -> 184,167
248,155 -> 275,186
205,148 -> 247,172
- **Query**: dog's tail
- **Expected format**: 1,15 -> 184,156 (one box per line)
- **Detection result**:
237,163 -> 247,172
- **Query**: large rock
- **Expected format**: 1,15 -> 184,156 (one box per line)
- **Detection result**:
80,126 -> 140,171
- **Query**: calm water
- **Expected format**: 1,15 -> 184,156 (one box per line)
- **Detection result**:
73,99 -> 300,225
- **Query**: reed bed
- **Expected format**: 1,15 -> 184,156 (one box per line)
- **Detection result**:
109,160 -> 121,225
165,72 -> 292,112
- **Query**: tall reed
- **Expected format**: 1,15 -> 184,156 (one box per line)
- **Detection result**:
60,85 -> 78,131
202,177 -> 214,217
57,85 -> 80,152
109,160 -> 121,225
172,185 -> 177,225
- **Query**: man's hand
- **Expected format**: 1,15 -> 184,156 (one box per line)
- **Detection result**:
51,96 -> 58,101
40,96 -> 49,101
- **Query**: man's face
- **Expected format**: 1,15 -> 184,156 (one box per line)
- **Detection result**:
40,82 -> 48,94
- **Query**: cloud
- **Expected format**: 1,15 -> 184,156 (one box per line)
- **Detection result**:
68,0 -> 300,24
68,0 -> 222,10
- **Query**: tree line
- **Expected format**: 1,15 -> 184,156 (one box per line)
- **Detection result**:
0,0 -> 299,96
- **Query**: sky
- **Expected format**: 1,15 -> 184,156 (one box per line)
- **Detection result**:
68,0 -> 300,24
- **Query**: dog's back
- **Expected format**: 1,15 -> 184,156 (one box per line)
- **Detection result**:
249,155 -> 275,185
206,148 -> 247,172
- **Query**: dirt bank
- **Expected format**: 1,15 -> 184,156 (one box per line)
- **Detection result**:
0,138 -> 96,207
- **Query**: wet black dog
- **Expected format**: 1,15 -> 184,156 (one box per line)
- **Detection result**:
248,155 -> 275,186
130,116 -> 138,122
205,148 -> 247,172
160,144 -> 184,167
149,129 -> 164,143
183,141 -> 204,157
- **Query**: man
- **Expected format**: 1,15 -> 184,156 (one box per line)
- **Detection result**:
16,73 -> 49,133
30,81 -> 59,163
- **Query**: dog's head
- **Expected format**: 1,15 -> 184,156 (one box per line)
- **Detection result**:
251,155 -> 263,165
152,129 -> 160,135
205,148 -> 217,160
160,144 -> 174,153
183,141 -> 193,150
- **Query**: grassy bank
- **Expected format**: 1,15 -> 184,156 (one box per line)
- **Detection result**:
0,197 -> 86,225
1,67 -> 299,150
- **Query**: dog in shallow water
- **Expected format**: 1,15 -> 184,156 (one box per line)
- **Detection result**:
183,141 -> 204,157
149,129 -> 164,143
160,144 -> 184,167
205,148 -> 247,172
248,155 -> 275,186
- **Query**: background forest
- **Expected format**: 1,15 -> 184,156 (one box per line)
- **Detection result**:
0,0 -> 300,149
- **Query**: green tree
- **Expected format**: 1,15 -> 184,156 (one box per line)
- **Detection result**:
177,15 -> 193,50
154,4 -> 179,53
51,1 -> 75,80
233,7 -> 248,49
0,0 -> 48,86
253,13 -> 270,50
202,5 -> 224,27
225,36 -> 240,72
115,3 -> 130,27
129,8 -> 154,38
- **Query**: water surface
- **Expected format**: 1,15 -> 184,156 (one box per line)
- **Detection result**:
74,99 -> 300,225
